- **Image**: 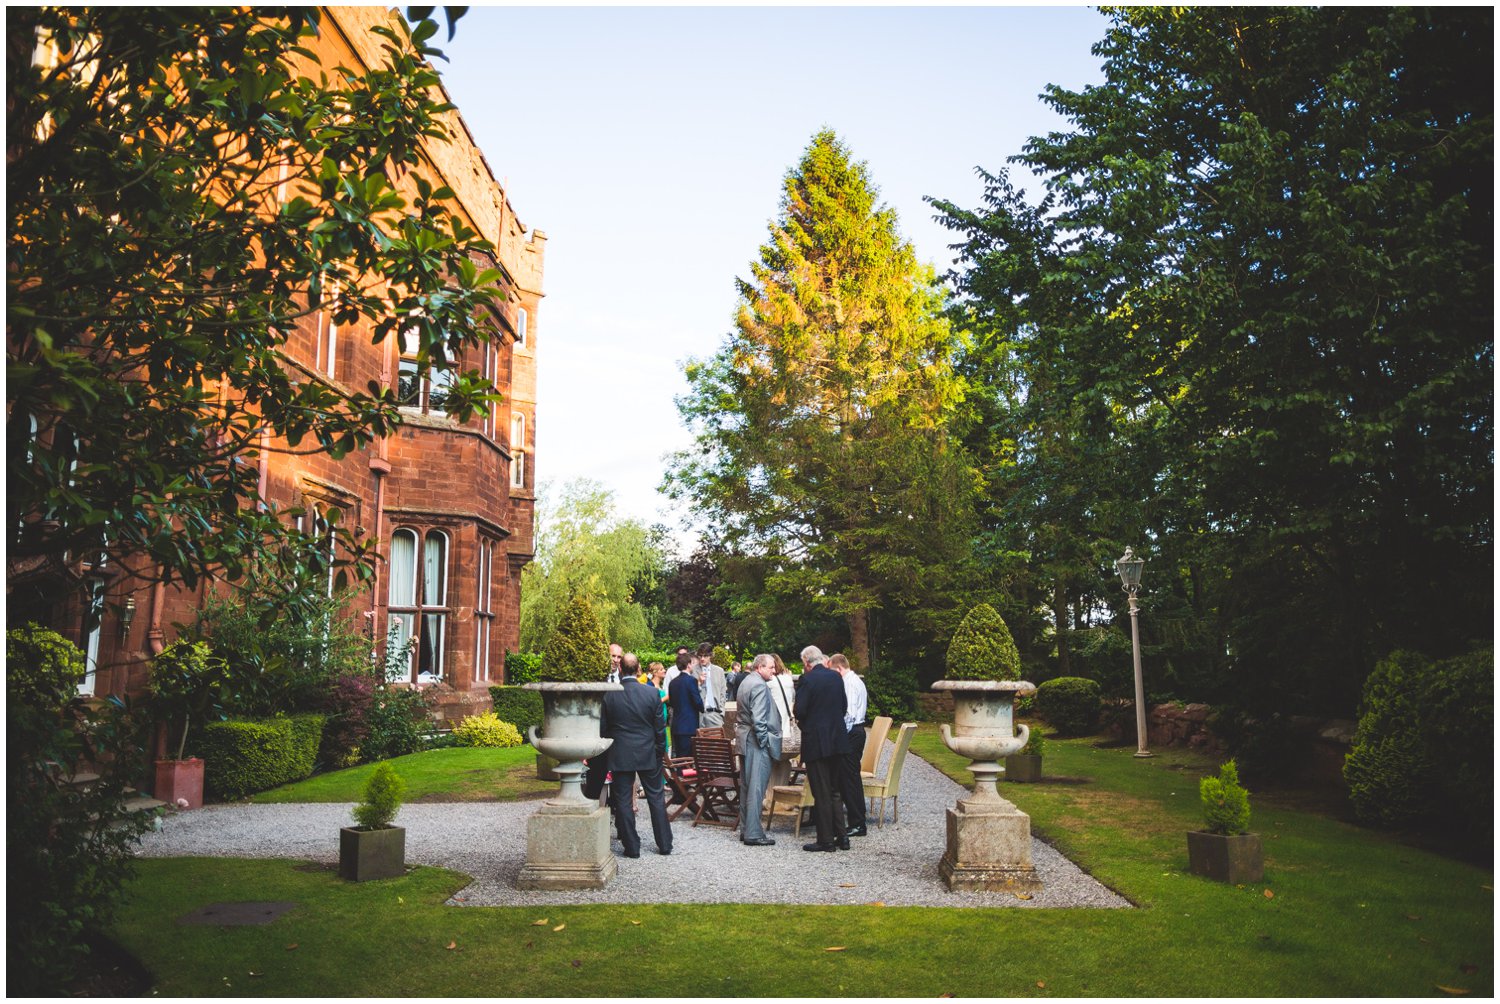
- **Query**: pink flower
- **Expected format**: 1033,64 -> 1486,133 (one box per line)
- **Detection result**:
175,798 -> 189,809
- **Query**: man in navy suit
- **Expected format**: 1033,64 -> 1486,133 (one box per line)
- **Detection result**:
792,645 -> 850,852
600,653 -> 673,857
666,650 -> 703,757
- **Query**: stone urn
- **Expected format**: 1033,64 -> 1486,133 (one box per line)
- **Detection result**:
516,682 -> 619,890
931,679 -> 1042,893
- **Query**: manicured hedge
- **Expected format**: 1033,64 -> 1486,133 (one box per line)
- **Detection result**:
503,650 -> 543,685
489,686 -> 544,739
1344,646 -> 1492,844
197,714 -> 325,801
1035,677 -> 1102,736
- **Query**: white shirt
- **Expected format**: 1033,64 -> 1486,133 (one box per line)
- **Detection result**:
843,671 -> 868,732
664,666 -> 681,688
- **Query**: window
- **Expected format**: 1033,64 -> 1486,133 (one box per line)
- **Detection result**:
515,307 -> 528,347
510,413 -> 527,489
79,578 -> 104,697
318,279 -> 340,379
387,528 -> 449,683
397,329 -> 457,415
482,340 -> 497,439
475,538 -> 495,683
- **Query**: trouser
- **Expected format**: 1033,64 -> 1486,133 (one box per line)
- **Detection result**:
670,731 -> 694,758
609,763 -> 673,855
700,708 -> 725,728
739,743 -> 773,840
838,724 -> 867,829
805,755 -> 846,846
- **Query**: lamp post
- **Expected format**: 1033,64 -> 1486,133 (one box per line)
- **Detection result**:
1115,547 -> 1152,758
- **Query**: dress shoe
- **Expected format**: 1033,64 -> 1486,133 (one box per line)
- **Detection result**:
845,826 -> 868,837
742,836 -> 776,846
657,846 -> 672,855
623,849 -> 641,858
836,837 -> 851,850
802,841 -> 837,852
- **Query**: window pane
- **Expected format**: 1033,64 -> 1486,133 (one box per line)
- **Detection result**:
397,359 -> 422,407
430,366 -> 456,414
387,614 -> 415,681
419,612 -> 444,681
389,530 -> 417,606
423,531 -> 447,605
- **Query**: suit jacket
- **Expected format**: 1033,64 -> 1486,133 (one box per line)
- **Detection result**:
600,677 -> 667,771
702,662 -> 727,711
793,663 -> 849,761
735,673 -> 782,760
667,671 -> 703,735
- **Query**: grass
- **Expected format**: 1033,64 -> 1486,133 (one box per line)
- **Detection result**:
114,727 -> 1493,997
251,746 -> 549,804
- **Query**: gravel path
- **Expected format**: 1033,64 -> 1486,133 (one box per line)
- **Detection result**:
135,746 -> 1130,910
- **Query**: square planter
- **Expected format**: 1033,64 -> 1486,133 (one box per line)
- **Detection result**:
154,757 -> 204,809
1004,754 -> 1042,783
1187,830 -> 1264,884
339,826 -> 406,882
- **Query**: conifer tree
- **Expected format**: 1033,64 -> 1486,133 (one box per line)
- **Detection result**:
668,130 -> 977,668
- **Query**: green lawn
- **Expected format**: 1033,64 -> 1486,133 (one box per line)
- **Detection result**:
115,728 -> 1492,997
251,746 -> 549,803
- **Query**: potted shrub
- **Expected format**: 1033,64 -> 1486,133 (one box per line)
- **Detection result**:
932,602 -> 1035,799
1187,759 -> 1264,883
148,640 -> 228,809
1005,725 -> 1045,783
339,762 -> 406,881
525,595 -> 616,799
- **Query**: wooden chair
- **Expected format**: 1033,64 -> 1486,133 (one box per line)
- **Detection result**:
765,778 -> 817,837
863,722 -> 917,827
661,753 -> 699,821
695,725 -> 726,739
860,716 -> 893,778
689,735 -> 740,828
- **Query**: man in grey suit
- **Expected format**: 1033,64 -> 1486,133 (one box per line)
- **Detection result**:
696,642 -> 727,728
600,653 -> 673,857
735,653 -> 782,846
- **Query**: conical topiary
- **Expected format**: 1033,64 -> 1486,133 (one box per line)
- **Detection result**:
541,594 -> 609,682
944,602 -> 1021,680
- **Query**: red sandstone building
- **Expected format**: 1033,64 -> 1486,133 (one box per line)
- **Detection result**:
9,9 -> 541,721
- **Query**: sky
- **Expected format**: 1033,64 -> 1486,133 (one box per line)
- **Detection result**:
433,5 -> 1110,555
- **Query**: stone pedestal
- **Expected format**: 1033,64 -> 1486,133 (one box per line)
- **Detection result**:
939,794 -> 1041,893
516,801 -> 616,890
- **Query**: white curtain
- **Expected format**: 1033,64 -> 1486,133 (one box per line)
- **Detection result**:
389,529 -> 416,606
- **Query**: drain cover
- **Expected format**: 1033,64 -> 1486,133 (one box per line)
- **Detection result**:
177,902 -> 298,926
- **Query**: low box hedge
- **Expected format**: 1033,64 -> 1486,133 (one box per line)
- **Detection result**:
197,713 -> 325,801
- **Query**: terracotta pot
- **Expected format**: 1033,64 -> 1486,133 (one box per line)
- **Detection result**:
339,826 -> 406,882
154,757 -> 204,809
1004,753 -> 1042,783
1187,830 -> 1264,884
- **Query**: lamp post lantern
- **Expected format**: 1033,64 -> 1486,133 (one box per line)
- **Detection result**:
1115,548 -> 1152,758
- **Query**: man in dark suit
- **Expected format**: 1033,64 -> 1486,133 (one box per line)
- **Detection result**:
792,645 -> 850,852
600,653 -> 673,857
666,650 -> 703,757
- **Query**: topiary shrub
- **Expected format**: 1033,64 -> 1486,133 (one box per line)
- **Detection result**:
864,661 -> 918,721
451,710 -> 523,748
503,650 -> 544,685
1035,676 -> 1102,735
1019,725 -> 1045,757
353,762 -> 405,830
1344,646 -> 1492,845
196,714 -> 324,800
489,686 -> 544,736
1200,759 -> 1252,834
7,624 -> 152,994
541,595 -> 609,682
944,603 -> 1021,680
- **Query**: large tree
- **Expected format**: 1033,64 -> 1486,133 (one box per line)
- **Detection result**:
668,129 -> 978,668
935,8 -> 1492,712
519,479 -> 665,653
7,8 -> 505,600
